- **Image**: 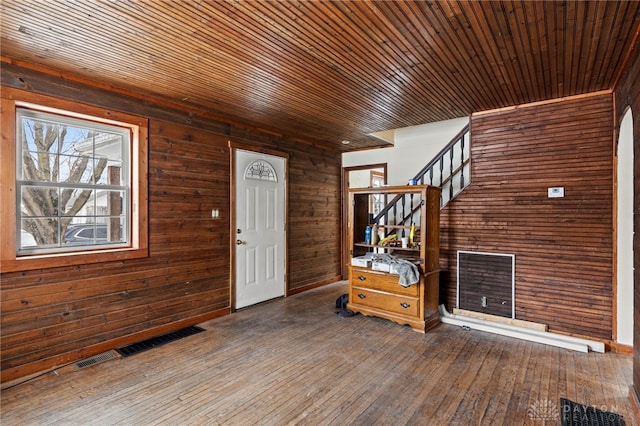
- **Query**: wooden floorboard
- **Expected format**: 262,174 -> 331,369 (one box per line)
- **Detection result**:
0,281 -> 636,425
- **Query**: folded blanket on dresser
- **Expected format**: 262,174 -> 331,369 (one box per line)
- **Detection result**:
373,253 -> 420,287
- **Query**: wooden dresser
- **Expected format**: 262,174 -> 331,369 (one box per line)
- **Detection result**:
347,185 -> 441,333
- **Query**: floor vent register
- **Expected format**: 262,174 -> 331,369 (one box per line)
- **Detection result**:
115,325 -> 205,358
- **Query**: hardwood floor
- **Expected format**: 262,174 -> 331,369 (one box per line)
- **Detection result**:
1,281 -> 636,425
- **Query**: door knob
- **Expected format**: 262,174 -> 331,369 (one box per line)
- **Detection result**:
236,239 -> 245,245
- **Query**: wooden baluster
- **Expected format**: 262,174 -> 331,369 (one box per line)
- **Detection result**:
449,144 -> 456,201
401,195 -> 406,237
460,134 -> 466,190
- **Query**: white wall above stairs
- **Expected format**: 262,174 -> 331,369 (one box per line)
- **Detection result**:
342,117 -> 469,186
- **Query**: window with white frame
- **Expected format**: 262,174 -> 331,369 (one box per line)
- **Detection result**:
16,107 -> 131,254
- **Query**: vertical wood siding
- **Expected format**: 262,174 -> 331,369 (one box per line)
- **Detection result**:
0,64 -> 341,377
441,93 -> 614,340
614,37 -> 640,406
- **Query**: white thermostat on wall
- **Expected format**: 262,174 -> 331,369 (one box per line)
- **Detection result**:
547,187 -> 565,198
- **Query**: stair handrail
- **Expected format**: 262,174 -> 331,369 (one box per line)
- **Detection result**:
371,123 -> 470,228
413,123 -> 469,185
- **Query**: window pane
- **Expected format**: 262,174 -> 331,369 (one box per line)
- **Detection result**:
20,117 -> 60,153
95,133 -> 124,162
20,218 -> 60,247
96,163 -> 123,185
58,154 -> 96,183
91,157 -> 110,185
19,228 -> 37,249
95,189 -> 125,216
96,226 -> 108,239
21,186 -> 60,217
63,223 -> 102,246
59,188 -> 94,217
59,126 -> 94,156
106,217 -> 126,243
21,150 -> 56,182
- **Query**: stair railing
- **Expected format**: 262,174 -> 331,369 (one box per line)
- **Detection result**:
372,124 -> 470,230
414,123 -> 470,207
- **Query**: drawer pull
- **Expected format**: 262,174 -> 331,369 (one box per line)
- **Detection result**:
358,275 -> 366,281
358,293 -> 366,299
400,302 -> 411,309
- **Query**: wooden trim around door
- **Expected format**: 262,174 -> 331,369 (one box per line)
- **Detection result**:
340,163 -> 387,279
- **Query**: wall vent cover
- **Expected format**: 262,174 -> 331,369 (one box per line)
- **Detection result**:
457,251 -> 515,319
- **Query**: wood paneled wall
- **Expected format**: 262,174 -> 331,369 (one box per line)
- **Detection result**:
0,63 -> 342,381
440,93 -> 614,340
614,35 -> 640,411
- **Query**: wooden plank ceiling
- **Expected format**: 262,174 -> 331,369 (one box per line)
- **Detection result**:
1,1 -> 639,151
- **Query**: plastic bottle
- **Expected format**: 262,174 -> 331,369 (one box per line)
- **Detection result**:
371,225 -> 378,245
364,226 -> 372,245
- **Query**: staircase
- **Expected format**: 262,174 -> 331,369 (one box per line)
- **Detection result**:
372,124 -> 470,228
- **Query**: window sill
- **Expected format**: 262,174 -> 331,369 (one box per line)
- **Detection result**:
1,247 -> 149,273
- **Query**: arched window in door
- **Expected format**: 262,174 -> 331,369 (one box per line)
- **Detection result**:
245,160 -> 278,182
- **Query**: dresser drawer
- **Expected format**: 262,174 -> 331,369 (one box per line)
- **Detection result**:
351,287 -> 419,317
350,268 -> 419,297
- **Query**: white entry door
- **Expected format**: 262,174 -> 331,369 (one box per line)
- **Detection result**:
234,149 -> 286,309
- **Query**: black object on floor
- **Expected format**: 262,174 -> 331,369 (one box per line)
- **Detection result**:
561,398 -> 625,426
335,293 -> 348,310
335,293 -> 354,317
115,325 -> 205,357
